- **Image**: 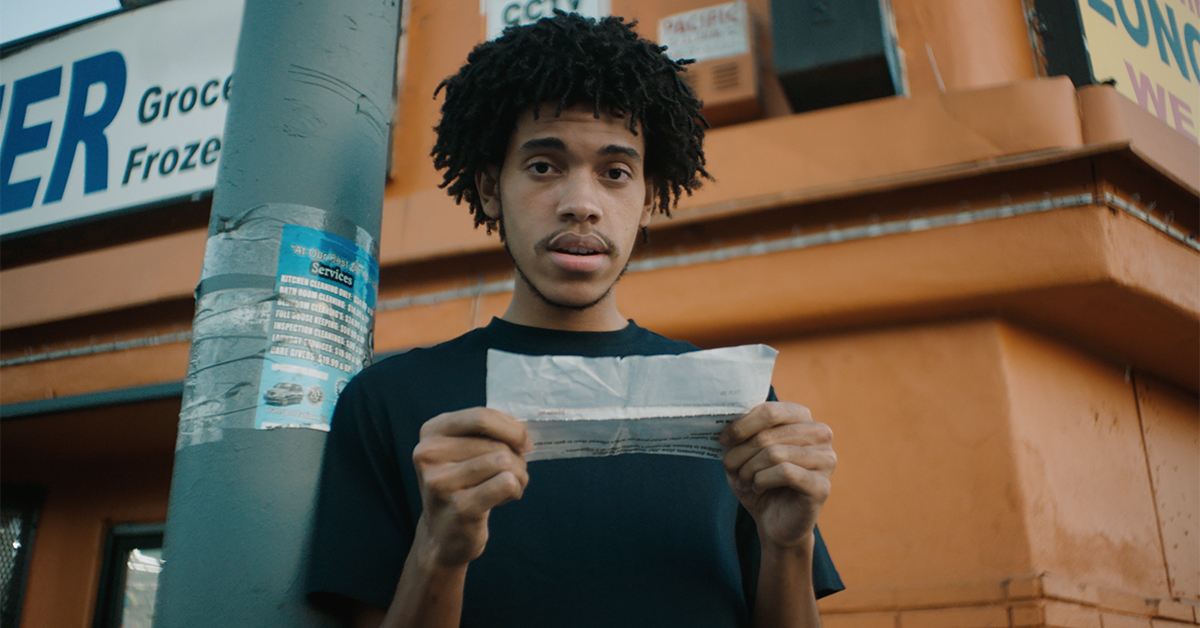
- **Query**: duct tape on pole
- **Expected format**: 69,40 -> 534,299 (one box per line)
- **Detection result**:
155,0 -> 399,626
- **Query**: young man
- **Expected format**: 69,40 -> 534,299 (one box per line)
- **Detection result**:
308,12 -> 842,627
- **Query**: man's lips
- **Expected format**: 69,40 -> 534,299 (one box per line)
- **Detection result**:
544,232 -> 612,273
546,232 -> 609,255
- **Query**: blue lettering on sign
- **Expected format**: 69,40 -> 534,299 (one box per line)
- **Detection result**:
1118,0 -> 1150,47
504,2 -> 521,24
138,76 -> 231,124
502,0 -> 583,26
1,67 -> 62,214
1186,23 -> 1200,80
1090,0 -> 1117,25
0,51 -> 127,215
1089,0 -> 1197,81
122,136 -> 221,184
201,80 -> 221,106
139,87 -> 163,123
526,0 -> 545,21
44,51 -> 128,204
1148,0 -> 1191,80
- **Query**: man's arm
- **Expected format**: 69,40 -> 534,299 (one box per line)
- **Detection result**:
754,533 -> 821,627
364,407 -> 531,628
721,402 -> 836,628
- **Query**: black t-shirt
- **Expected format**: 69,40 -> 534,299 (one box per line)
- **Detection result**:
307,318 -> 843,626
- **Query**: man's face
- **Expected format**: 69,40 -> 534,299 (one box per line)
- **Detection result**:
477,104 -> 653,315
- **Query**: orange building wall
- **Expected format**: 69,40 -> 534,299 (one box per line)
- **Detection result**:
15,459 -> 172,628
2,398 -> 178,628
777,321 -> 1035,588
1004,327 -> 1168,594
1,0 -> 1197,626
1138,375 -> 1200,600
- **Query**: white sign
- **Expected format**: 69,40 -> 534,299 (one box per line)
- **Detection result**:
0,0 -> 244,236
482,0 -> 610,40
657,0 -> 750,64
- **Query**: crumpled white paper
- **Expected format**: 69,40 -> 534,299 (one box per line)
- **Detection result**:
486,344 -> 778,461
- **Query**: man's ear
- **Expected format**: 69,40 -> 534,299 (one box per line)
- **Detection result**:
476,167 -> 502,220
640,178 -> 656,227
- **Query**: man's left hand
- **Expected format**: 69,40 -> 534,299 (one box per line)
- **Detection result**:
720,402 -> 835,548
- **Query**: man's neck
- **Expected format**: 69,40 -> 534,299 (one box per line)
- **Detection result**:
500,285 -> 629,332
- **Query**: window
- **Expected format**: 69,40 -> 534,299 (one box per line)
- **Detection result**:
1,484 -> 45,628
93,523 -> 164,628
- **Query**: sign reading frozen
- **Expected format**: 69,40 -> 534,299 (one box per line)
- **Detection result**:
482,0 -> 610,40
0,0 -> 244,236
255,225 -> 378,432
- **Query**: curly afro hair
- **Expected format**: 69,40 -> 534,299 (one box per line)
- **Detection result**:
432,11 -> 710,233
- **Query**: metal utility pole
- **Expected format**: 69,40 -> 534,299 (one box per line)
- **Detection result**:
155,0 -> 400,626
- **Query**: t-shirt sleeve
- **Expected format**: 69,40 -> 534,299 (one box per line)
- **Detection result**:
811,525 -> 845,598
306,375 -> 414,613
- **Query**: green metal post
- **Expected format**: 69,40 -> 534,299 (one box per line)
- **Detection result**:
155,0 -> 400,625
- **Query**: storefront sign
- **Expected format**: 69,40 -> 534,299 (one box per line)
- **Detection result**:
482,0 -> 610,40
1078,0 -> 1200,143
0,0 -> 244,236
657,0 -> 750,64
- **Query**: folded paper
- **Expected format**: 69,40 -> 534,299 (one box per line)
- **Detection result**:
486,344 -> 778,461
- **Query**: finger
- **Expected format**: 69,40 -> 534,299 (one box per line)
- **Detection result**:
720,402 -> 812,447
732,443 -> 836,488
422,450 -> 529,501
723,421 -> 832,473
421,407 -> 532,453
748,461 -> 832,501
450,469 -> 528,519
414,434 -> 520,466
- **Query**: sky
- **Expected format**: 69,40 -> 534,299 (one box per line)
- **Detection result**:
1,0 -> 121,44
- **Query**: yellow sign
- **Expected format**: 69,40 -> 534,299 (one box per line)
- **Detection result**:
1078,0 -> 1200,144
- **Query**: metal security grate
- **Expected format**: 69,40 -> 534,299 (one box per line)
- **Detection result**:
0,485 -> 45,628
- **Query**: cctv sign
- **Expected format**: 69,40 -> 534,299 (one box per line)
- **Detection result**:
483,0 -> 610,40
0,0 -> 244,236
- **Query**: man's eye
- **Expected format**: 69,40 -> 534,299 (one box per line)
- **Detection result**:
605,167 -> 630,180
530,162 -> 552,174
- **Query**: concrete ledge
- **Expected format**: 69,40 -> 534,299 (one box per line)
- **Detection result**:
1079,84 -> 1200,195
816,572 -> 1199,625
3,201 -> 1196,402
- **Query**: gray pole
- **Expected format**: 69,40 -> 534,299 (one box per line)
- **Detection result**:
155,0 -> 400,626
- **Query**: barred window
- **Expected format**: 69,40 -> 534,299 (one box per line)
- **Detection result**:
1,484 -> 46,628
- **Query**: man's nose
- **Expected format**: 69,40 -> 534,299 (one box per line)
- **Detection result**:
556,172 -> 603,224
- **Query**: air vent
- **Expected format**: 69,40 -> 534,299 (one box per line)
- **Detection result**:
713,62 -> 741,91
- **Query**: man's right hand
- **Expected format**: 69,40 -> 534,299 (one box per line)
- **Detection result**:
411,407 -> 532,567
